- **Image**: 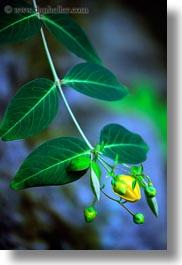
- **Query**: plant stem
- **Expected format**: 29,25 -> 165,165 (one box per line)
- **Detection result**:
98,156 -> 111,175
32,0 -> 93,149
57,85 -> 93,149
101,190 -> 134,216
40,28 -> 59,82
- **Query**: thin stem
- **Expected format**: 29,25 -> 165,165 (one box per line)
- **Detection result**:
57,85 -> 93,149
40,28 -> 59,82
32,0 -> 39,14
99,156 -> 113,169
122,163 -> 131,169
98,156 -> 130,176
91,197 -> 97,207
32,0 -> 93,149
115,166 -> 131,175
97,156 -> 112,175
101,190 -> 134,216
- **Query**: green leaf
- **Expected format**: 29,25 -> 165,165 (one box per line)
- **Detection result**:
132,179 -> 137,190
99,124 -> 149,164
145,195 -> 159,217
67,155 -> 91,172
130,165 -> 143,175
90,162 -> 101,200
0,78 -> 59,141
62,63 -> 128,101
0,0 -> 41,46
10,137 -> 91,190
41,13 -> 101,64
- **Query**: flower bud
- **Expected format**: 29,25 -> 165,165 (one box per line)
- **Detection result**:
67,155 -> 90,172
84,207 -> 98,223
145,186 -> 157,198
112,180 -> 126,195
133,213 -> 145,224
112,175 -> 141,202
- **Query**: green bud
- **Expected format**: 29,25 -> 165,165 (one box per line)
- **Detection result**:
84,207 -> 98,223
67,155 -> 90,172
133,213 -> 145,224
145,186 -> 157,198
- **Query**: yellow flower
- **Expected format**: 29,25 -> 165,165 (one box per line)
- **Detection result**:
112,175 -> 141,202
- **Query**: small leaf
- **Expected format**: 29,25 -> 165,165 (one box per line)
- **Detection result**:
90,162 -> 101,200
114,154 -> 119,167
0,78 -> 59,141
132,179 -> 137,190
41,13 -> 101,64
67,155 -> 90,172
0,0 -> 41,46
145,195 -> 159,217
62,63 -> 128,101
99,124 -> 149,164
130,165 -> 143,175
10,137 -> 90,190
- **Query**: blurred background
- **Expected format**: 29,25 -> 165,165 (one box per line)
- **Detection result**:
0,0 -> 166,249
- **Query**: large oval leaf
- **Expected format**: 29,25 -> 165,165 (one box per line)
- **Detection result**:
62,63 -> 128,101
99,124 -> 149,164
0,0 -> 41,46
0,78 -> 59,141
10,137 -> 91,190
41,13 -> 101,64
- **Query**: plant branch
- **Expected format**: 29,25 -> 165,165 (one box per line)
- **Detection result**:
101,189 -> 134,216
97,156 -> 112,175
57,85 -> 93,149
32,0 -> 93,149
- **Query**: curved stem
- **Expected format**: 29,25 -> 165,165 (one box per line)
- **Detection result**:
91,197 -> 97,207
101,190 -> 134,216
57,85 -> 93,149
40,28 -> 59,82
115,166 -> 131,175
99,156 -> 113,169
122,163 -> 131,169
32,0 -> 93,149
97,156 -> 111,175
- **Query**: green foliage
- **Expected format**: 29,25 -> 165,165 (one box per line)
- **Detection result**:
41,13 -> 101,64
10,137 -> 90,190
0,0 -> 158,223
132,179 -> 137,190
99,124 -> 149,164
130,165 -> 143,175
0,1 -> 40,46
0,79 -> 58,140
104,81 -> 167,154
90,162 -> 102,200
62,63 -> 128,101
